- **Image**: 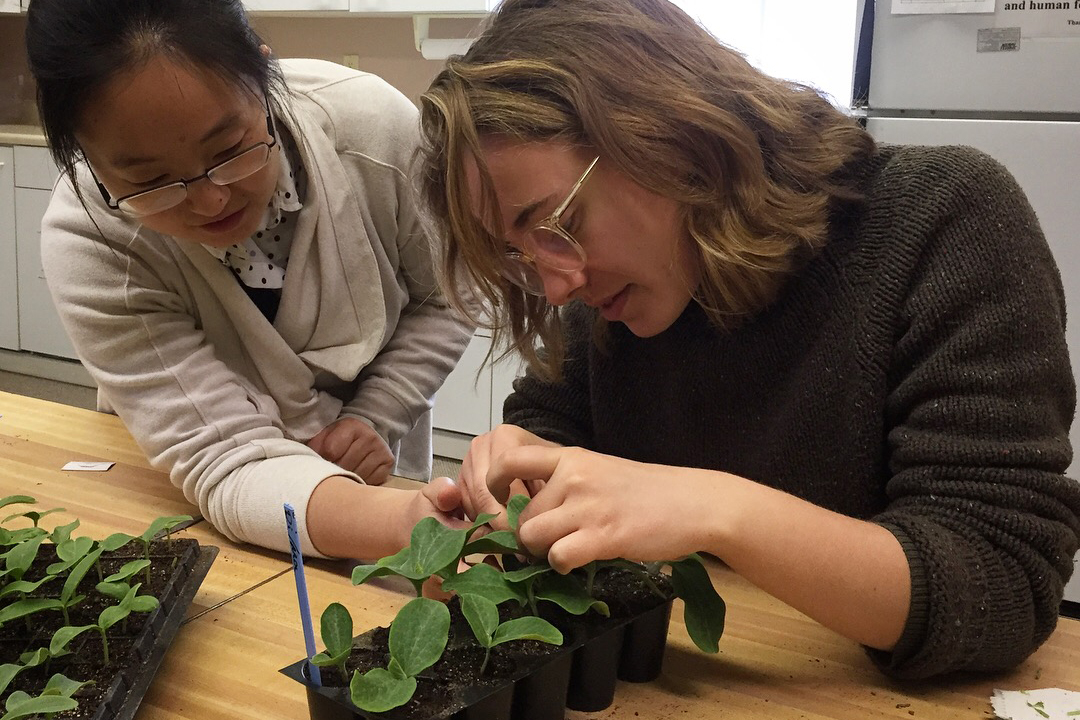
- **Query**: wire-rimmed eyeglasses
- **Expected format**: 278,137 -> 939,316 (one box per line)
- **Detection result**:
499,156 -> 599,296
92,96 -> 277,217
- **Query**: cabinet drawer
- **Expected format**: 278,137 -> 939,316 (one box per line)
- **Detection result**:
14,145 -> 59,190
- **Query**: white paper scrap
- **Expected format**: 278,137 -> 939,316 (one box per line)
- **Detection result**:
992,688 -> 1080,720
62,461 -> 116,472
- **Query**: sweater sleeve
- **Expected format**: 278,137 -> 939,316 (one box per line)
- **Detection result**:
503,302 -> 597,447
868,147 -> 1080,677
40,177 -> 356,558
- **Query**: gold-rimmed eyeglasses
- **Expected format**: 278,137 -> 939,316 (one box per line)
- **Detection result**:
499,156 -> 599,296
92,96 -> 278,218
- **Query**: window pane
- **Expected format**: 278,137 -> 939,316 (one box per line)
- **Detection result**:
669,0 -> 859,108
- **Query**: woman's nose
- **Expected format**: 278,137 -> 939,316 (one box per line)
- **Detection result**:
185,178 -> 231,216
539,265 -> 587,306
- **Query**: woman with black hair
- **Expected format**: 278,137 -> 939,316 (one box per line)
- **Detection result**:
25,0 -> 473,558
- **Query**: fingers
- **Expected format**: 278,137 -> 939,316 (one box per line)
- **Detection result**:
306,427 -> 329,457
487,445 -> 562,503
547,531 -> 602,574
350,448 -> 392,485
322,423 -> 356,462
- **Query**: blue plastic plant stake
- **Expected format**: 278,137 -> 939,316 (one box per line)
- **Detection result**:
284,503 -> 321,687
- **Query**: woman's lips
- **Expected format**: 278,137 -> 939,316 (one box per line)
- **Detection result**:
598,287 -> 629,322
200,206 -> 246,234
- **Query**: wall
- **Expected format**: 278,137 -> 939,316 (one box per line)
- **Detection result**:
0,13 -> 483,121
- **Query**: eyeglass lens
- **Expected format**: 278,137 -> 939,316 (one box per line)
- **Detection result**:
118,143 -> 273,216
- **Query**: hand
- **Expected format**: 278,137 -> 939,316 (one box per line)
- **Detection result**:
399,475 -> 471,542
487,445 -> 722,573
307,417 -> 394,485
458,424 -> 559,528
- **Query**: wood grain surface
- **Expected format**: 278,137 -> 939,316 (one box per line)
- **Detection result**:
1,390 -> 1076,719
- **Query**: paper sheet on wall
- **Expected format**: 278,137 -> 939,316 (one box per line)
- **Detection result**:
893,0 -> 995,13
996,0 -> 1080,38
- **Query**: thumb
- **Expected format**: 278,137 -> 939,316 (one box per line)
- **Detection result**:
425,476 -> 462,514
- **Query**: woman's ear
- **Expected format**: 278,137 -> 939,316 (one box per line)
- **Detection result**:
259,44 -> 272,58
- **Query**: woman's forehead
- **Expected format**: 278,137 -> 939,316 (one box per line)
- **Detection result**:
77,57 -> 254,165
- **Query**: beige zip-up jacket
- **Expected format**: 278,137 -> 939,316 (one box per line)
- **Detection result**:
40,59 -> 473,556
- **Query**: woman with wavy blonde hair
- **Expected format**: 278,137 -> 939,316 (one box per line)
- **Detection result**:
418,0 -> 1079,680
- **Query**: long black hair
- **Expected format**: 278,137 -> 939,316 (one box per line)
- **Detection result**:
25,0 -> 286,194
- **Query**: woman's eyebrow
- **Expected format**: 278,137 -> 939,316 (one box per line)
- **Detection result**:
109,112 -> 242,169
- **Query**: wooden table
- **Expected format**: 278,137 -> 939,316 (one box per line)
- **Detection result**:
1,390 -> 1077,719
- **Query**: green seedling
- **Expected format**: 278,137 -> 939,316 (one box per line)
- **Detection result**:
2,507 -> 64,529
48,623 -> 95,660
95,559 -> 152,601
46,535 -> 95,576
0,575 -> 58,602
459,593 -> 562,675
2,535 -> 46,583
135,516 -> 190,583
0,691 -> 78,720
56,547 -> 104,625
351,514 -> 496,595
48,519 -> 80,546
310,602 -> 353,684
0,648 -> 48,697
0,496 -> 36,514
349,597 -> 449,713
440,562 -> 528,607
95,583 -> 159,663
0,598 -> 63,628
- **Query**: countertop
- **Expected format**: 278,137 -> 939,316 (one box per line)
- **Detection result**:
0,123 -> 46,146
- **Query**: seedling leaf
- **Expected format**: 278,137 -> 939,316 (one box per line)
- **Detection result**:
0,496 -> 35,511
0,598 -> 63,625
103,559 -> 151,584
42,673 -> 93,698
440,563 -> 527,606
350,667 -> 417,713
463,531 -> 519,555
100,533 -> 134,552
491,616 -> 562,646
388,597 -> 450,678
506,494 -> 530,531
140,515 -> 192,542
0,694 -> 78,720
460,594 -> 500,646
534,572 -> 609,616
670,554 -> 726,653
318,602 -> 353,659
49,625 -> 95,656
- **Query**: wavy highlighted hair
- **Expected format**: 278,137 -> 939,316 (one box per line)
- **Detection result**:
418,0 -> 875,380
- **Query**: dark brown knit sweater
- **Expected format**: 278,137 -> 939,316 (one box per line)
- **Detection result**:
503,145 -> 1080,679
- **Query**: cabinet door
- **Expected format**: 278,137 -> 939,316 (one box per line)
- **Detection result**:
15,187 -> 79,360
433,332 -> 492,436
243,0 -> 349,10
349,0 -> 493,10
0,147 -> 16,350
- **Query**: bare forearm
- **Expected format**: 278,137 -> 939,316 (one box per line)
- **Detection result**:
306,475 -> 411,560
703,472 -> 911,651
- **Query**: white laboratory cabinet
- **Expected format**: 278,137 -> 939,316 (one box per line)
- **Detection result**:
8,145 -> 78,360
0,146 -> 17,350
